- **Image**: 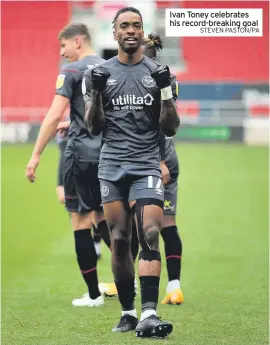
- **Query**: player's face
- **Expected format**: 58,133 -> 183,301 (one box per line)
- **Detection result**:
114,12 -> 144,55
59,38 -> 79,62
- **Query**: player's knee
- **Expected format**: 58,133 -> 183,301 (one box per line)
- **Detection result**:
71,212 -> 93,231
92,210 -> 105,227
113,237 -> 130,257
143,224 -> 160,250
111,227 -> 130,257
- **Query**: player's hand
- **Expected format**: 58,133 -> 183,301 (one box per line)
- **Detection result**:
91,67 -> 111,92
160,161 -> 170,185
26,154 -> 40,183
151,65 -> 171,89
56,121 -> 70,138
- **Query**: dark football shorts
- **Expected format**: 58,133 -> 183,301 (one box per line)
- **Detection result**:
100,174 -> 164,205
63,153 -> 102,213
163,173 -> 178,216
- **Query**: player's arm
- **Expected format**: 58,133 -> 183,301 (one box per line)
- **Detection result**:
31,95 -> 69,156
151,66 -> 180,137
83,67 -> 110,135
26,71 -> 74,182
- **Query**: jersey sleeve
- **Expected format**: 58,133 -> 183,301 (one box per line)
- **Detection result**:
170,75 -> 178,102
55,68 -> 76,99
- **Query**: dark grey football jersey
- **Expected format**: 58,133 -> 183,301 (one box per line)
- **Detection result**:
55,55 -> 105,163
84,56 -> 177,180
164,136 -> 179,175
159,131 -> 179,175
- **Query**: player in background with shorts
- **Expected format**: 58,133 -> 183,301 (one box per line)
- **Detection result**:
141,33 -> 184,305
26,23 -> 111,307
56,119 -> 116,297
55,130 -> 104,260
84,7 -> 179,338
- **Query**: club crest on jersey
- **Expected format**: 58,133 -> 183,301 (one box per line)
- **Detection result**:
56,74 -> 65,89
142,75 -> 156,88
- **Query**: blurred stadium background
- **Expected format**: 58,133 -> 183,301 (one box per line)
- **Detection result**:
1,1 -> 269,345
1,0 -> 269,143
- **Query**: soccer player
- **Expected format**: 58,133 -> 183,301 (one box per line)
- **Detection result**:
26,23 -> 111,307
56,130 -> 104,260
110,34 -> 184,304
84,7 -> 180,338
142,33 -> 184,305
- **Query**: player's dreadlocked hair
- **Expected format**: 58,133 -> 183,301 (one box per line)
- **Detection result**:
142,33 -> 163,59
58,23 -> 91,42
112,7 -> 143,28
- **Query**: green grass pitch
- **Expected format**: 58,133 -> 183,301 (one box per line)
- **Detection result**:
2,143 -> 269,345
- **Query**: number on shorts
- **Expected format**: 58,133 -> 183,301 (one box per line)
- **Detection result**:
148,176 -> 162,189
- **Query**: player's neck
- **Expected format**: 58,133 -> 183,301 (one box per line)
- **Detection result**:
78,47 -> 96,60
117,49 -> 143,65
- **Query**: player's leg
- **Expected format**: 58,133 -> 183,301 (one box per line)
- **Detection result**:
84,162 -> 112,253
131,217 -> 139,262
131,217 -> 139,294
64,155 -> 103,307
93,209 -> 111,251
102,216 -> 139,297
129,176 -> 173,338
85,166 -> 117,298
161,174 -> 183,305
161,214 -> 183,305
100,179 -> 137,332
69,212 -> 103,307
92,209 -> 118,297
93,225 -> 102,259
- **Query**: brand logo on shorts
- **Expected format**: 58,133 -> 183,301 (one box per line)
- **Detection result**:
155,187 -> 163,196
142,76 -> 156,88
148,176 -> 163,196
164,199 -> 175,211
155,178 -> 163,196
101,186 -> 109,197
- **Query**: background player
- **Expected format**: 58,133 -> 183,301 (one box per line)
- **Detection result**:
26,23 -> 110,307
56,126 -> 105,260
84,7 -> 179,338
142,33 -> 184,305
